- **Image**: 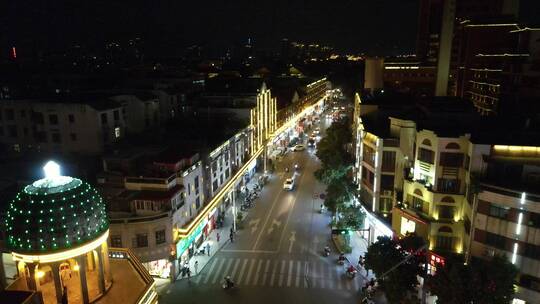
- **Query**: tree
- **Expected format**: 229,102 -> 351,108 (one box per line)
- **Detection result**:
364,235 -> 424,303
315,118 -> 354,215
430,254 -> 518,304
336,205 -> 365,231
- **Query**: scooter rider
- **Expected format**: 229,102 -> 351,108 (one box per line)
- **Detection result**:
324,245 -> 330,256
338,252 -> 346,264
223,276 -> 234,289
347,265 -> 356,274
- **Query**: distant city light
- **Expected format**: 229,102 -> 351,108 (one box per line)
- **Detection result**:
11,47 -> 17,59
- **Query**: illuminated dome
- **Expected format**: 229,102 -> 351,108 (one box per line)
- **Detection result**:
4,161 -> 109,254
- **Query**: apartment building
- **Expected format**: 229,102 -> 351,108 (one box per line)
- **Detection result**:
0,98 -> 125,155
468,145 -> 540,303
98,147 -> 202,279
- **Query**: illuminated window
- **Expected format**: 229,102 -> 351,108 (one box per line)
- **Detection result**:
400,217 -> 416,235
114,127 -> 120,138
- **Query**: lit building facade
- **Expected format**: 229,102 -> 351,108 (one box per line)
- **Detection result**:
468,145 -> 540,304
250,83 -> 277,154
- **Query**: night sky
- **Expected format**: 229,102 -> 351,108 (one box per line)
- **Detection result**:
2,0 -> 540,57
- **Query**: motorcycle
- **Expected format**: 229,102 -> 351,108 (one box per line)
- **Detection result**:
346,266 -> 357,279
337,254 -> 346,265
323,247 -> 330,257
222,276 -> 235,290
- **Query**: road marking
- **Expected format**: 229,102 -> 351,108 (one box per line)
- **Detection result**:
253,260 -> 263,286
210,259 -> 225,284
202,259 -> 218,284
252,185 -> 285,250
244,259 -> 256,285
269,260 -> 278,287
287,260 -> 294,287
237,259 -> 249,284
295,260 -> 301,287
304,261 -> 310,288
230,259 -> 241,280
335,265 -> 343,290
322,264 -> 329,289
279,260 -> 286,287
220,249 -> 275,254
276,161 -> 309,252
249,218 -> 260,234
261,259 -> 270,286
288,231 -> 296,253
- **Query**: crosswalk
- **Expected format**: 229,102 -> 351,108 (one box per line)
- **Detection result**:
195,257 -> 362,291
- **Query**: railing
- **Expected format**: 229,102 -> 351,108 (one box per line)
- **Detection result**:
109,212 -> 170,224
108,247 -> 158,304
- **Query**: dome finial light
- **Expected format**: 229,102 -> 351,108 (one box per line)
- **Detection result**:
44,161 -> 61,179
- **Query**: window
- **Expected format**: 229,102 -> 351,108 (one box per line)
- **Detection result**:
101,113 -> 108,125
111,235 -> 122,247
363,144 -> 376,167
212,180 -> 218,192
194,176 -> 199,193
485,232 -> 506,249
380,174 -> 394,191
32,112 -> 44,124
7,125 -> 17,137
52,133 -> 61,143
70,133 -> 77,141
408,194 -> 428,214
187,183 -> 191,195
195,197 -> 201,209
439,152 -> 464,167
68,114 -> 75,123
49,114 -> 59,125
5,109 -> 14,120
381,151 -> 396,172
418,148 -> 434,164
439,205 -> 455,220
529,212 -> 540,228
155,230 -> 166,245
114,110 -> 120,121
489,204 -> 509,219
134,234 -> 148,248
437,178 -> 460,193
380,198 -> 393,213
436,235 -> 454,250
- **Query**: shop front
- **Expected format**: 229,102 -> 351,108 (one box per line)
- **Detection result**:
143,259 -> 172,279
176,218 -> 208,265
357,199 -> 394,244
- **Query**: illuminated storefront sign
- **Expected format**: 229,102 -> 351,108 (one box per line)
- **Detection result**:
176,218 -> 208,258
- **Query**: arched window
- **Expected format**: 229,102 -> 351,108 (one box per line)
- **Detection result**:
438,226 -> 453,233
445,142 -> 460,150
441,196 -> 455,203
414,189 -> 423,197
421,139 -> 432,146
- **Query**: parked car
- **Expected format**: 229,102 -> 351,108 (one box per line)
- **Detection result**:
292,144 -> 306,152
283,178 -> 295,190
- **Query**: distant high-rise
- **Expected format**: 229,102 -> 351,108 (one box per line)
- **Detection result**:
415,0 -> 520,95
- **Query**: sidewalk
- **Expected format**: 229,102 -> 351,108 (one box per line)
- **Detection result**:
176,173 -> 263,281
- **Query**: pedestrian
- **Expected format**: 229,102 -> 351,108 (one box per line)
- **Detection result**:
230,227 -> 234,235
206,243 -> 211,256
358,256 -> 364,268
229,232 -> 234,243
187,268 -> 191,281
194,261 -> 199,275
217,232 -> 220,243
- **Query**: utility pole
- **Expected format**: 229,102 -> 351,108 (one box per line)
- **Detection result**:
232,190 -> 237,232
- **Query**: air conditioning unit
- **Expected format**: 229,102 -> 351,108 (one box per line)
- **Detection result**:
483,248 -> 495,257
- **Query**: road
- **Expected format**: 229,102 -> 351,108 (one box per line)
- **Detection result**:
159,114 -> 366,304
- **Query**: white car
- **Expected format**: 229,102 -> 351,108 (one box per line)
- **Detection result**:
292,144 -> 306,151
283,178 -> 295,190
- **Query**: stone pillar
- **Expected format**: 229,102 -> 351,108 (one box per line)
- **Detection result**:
26,263 -> 38,291
100,242 -> 112,283
51,262 -> 63,304
76,256 -> 89,304
96,247 -> 106,294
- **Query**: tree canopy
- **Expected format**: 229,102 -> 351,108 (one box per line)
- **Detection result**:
429,254 -> 518,304
364,235 -> 425,303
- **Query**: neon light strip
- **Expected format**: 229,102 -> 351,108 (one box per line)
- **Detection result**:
512,243 -> 518,264
12,230 -> 109,263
